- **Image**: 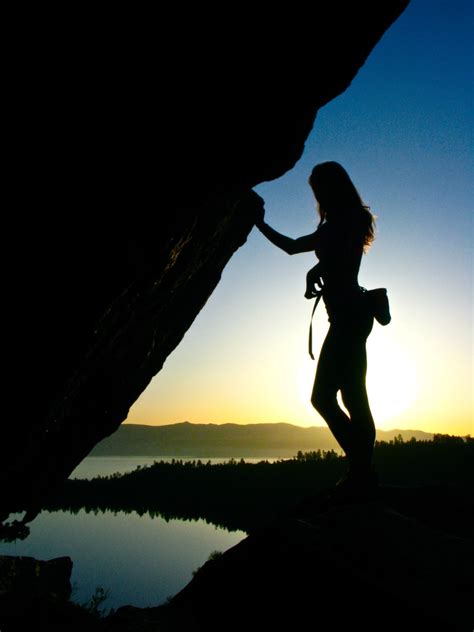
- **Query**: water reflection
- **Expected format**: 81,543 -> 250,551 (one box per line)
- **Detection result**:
50,457 -> 343,533
0,509 -> 245,610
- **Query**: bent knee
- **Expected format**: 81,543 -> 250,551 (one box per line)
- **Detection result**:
311,389 -> 337,415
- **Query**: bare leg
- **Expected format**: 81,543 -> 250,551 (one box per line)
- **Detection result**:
311,318 -> 375,474
340,342 -> 375,473
311,329 -> 355,458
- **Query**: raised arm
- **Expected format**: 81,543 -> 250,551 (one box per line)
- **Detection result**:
256,219 -> 318,255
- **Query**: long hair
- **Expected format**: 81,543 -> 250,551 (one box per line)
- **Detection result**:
308,162 -> 375,252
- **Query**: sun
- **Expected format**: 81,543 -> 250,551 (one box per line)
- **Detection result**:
295,328 -> 418,429
366,329 -> 418,427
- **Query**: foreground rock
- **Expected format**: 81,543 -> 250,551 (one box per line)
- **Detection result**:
1,2 -> 409,529
108,491 -> 474,631
0,555 -> 101,631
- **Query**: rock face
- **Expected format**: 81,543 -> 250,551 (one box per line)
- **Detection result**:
2,3 -> 409,525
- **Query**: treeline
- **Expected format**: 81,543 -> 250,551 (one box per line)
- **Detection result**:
373,433 -> 473,483
42,435 -> 473,536
50,455 -> 343,532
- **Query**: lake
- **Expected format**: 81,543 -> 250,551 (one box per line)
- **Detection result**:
70,455 -> 283,480
0,457 -> 251,611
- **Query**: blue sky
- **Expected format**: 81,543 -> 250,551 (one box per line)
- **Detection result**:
128,0 -> 473,435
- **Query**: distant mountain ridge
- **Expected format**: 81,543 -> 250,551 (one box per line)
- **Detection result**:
89,422 -> 433,458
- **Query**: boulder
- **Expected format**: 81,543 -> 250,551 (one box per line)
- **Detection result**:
0,555 -> 101,630
164,500 -> 474,630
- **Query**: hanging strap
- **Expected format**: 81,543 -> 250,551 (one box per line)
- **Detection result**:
308,290 -> 323,360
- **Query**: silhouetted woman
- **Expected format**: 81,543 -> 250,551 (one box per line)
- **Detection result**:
255,162 -> 378,490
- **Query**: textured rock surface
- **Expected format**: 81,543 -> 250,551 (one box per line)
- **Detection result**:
3,3 -> 409,525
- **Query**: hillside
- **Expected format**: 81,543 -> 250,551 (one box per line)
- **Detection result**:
89,422 -> 433,457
